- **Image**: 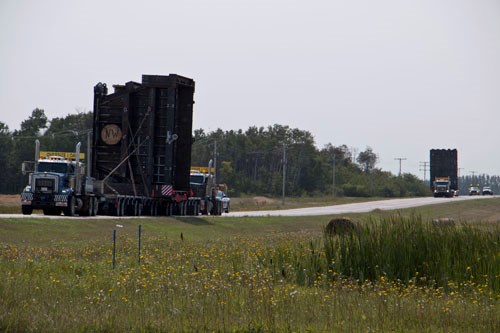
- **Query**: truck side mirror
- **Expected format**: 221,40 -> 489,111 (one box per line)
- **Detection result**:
21,161 -> 35,175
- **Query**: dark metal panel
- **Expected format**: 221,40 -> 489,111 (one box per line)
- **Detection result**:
164,88 -> 176,186
146,88 -> 156,195
120,97 -> 130,178
93,74 -> 195,198
430,149 -> 458,190
173,85 -> 194,192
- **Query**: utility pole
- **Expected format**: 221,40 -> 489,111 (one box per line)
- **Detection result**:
419,161 -> 429,181
470,171 -> 478,184
394,157 -> 407,176
282,143 -> 286,205
213,139 -> 217,184
332,153 -> 336,197
458,167 -> 464,192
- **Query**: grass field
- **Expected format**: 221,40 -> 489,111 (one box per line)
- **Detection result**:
0,197 -> 499,332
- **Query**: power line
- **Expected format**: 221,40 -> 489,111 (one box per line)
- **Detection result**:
10,129 -> 92,140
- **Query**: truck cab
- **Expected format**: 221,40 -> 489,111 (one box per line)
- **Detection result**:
468,185 -> 481,196
20,140 -> 97,216
433,177 -> 456,198
189,165 -> 228,215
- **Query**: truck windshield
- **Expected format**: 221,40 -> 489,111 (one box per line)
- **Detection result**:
436,181 -> 448,186
190,174 -> 206,184
38,162 -> 68,174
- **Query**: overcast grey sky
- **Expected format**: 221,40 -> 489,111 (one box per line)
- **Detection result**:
1,0 -> 499,178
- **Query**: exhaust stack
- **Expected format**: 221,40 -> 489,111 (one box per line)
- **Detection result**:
34,139 -> 40,172
75,142 -> 81,195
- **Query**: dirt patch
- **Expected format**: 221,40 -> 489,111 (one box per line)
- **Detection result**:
252,196 -> 278,205
0,195 -> 19,206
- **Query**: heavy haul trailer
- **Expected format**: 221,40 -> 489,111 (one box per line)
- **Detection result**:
430,149 -> 458,197
92,74 -> 200,216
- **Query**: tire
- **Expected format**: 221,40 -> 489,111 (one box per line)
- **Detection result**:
22,205 -> 33,215
87,198 -> 94,216
64,196 -> 76,216
210,200 -> 219,216
81,198 -> 92,216
92,197 -> 99,216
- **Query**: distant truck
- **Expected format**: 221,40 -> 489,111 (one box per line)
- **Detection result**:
189,162 -> 229,215
430,149 -> 458,198
468,185 -> 481,196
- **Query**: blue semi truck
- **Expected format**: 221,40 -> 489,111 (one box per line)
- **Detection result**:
21,140 -> 98,216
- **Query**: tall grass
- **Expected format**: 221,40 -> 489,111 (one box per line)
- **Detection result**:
322,214 -> 500,292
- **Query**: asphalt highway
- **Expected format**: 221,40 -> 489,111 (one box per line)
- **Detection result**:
225,195 -> 498,217
1,195 -> 496,219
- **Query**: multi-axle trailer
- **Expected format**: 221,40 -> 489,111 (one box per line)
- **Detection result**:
21,74 -> 225,216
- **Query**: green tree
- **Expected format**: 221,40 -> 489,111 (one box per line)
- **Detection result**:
357,146 -> 378,173
0,122 -> 15,192
42,110 -> 93,155
11,109 -> 49,191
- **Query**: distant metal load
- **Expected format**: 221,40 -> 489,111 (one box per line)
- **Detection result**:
430,149 -> 458,198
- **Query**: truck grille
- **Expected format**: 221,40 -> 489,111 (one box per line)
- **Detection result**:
35,178 -> 55,194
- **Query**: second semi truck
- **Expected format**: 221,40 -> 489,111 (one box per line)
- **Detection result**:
429,149 -> 458,198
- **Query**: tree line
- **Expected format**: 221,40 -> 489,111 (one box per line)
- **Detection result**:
2,109 -> 496,197
0,109 -> 92,194
191,126 -> 429,197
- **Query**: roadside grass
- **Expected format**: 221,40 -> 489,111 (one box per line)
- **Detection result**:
230,195 -> 387,211
0,199 -> 499,331
0,206 -> 22,214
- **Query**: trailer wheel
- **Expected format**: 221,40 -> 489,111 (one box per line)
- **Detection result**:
195,201 -> 200,215
117,199 -> 125,216
87,198 -> 94,216
64,196 -> 76,216
92,197 -> 99,216
81,198 -> 92,216
22,205 -> 33,215
133,201 -> 139,216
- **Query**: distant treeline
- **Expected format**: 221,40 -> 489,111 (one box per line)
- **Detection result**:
1,109 -> 496,197
0,109 -> 92,194
190,126 -> 429,197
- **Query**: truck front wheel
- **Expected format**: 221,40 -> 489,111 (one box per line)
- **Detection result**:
64,196 -> 76,216
21,205 -> 33,215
